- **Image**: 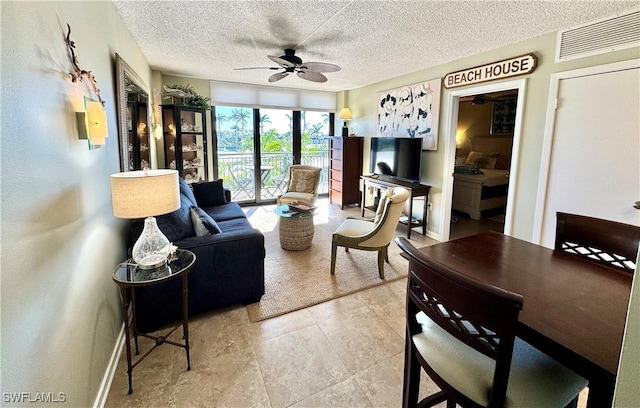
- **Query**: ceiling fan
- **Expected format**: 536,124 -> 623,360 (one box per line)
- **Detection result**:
460,90 -> 519,104
235,49 -> 341,83
471,94 -> 488,105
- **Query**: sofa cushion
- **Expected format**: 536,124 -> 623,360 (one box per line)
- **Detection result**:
192,179 -> 227,207
204,202 -> 247,222
190,206 -> 221,236
215,217 -> 254,234
277,191 -> 315,204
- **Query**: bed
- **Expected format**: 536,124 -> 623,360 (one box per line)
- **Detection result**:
452,137 -> 512,220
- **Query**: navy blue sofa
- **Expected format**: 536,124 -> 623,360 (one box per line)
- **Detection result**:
130,178 -> 265,332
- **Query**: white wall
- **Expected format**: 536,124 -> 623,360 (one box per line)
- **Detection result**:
1,2 -> 150,406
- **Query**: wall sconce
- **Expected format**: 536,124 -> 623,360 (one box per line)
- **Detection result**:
77,96 -> 108,146
338,107 -> 353,137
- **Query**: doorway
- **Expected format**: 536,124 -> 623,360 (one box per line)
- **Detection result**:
441,79 -> 527,241
449,90 -> 518,239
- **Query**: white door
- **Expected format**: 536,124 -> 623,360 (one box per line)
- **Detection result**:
534,60 -> 640,248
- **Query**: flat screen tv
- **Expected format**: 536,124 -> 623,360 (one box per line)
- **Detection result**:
369,137 -> 422,182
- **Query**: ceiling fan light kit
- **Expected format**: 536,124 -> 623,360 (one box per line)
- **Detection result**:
237,48 -> 341,84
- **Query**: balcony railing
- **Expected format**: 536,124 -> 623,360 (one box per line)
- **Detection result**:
218,152 -> 329,202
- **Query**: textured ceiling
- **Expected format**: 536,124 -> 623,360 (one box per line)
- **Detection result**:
112,0 -> 637,92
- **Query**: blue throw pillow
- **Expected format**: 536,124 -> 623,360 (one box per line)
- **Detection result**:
192,179 -> 227,207
179,177 -> 197,206
189,206 -> 221,236
154,193 -> 196,242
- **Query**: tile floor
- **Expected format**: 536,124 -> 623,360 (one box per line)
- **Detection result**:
104,200 -> 587,408
105,278 -> 444,408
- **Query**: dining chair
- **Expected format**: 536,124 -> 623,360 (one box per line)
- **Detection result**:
396,236 -> 588,408
276,165 -> 322,205
331,187 -> 409,279
555,212 -> 640,273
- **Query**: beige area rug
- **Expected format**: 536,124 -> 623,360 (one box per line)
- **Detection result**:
244,199 -> 438,322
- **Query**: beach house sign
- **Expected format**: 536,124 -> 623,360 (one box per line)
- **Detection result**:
443,54 -> 537,89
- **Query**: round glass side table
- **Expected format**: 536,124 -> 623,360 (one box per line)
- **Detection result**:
112,249 -> 195,394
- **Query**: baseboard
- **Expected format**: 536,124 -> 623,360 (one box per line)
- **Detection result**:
426,230 -> 441,242
92,323 -> 125,408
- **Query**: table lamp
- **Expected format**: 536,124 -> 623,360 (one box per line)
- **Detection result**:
110,169 -> 180,269
338,108 -> 352,137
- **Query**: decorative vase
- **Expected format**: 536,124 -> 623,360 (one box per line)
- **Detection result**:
132,217 -> 171,269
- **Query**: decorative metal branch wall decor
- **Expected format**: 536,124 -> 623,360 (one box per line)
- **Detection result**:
65,23 -> 104,106
376,78 -> 442,151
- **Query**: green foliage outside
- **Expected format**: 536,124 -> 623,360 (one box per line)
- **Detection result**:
215,108 -> 330,154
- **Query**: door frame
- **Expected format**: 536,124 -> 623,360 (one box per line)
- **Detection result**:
440,78 -> 528,241
532,59 -> 640,244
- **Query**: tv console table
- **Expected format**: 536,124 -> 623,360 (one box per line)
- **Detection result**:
361,175 -> 430,239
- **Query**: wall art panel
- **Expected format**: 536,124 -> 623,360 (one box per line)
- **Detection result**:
376,78 -> 442,150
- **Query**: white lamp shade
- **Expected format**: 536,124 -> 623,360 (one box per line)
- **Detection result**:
338,108 -> 353,120
110,169 -> 180,219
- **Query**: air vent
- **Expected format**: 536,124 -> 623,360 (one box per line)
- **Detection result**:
556,9 -> 640,62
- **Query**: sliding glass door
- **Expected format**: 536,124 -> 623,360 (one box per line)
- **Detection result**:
213,106 -> 333,204
258,109 -> 293,201
301,111 -> 331,194
214,106 -> 255,201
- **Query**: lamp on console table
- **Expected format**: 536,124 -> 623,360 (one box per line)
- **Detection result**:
110,169 -> 180,269
338,108 -> 352,137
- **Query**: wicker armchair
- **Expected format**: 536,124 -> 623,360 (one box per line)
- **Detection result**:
276,165 -> 322,206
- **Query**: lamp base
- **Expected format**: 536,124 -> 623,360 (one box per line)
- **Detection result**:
342,124 -> 349,137
132,217 -> 171,270
136,259 -> 167,271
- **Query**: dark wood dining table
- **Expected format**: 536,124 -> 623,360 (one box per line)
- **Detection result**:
413,232 -> 633,408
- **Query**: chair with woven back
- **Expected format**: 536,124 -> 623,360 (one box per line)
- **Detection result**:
555,212 -> 640,273
396,236 -> 588,408
276,165 -> 322,206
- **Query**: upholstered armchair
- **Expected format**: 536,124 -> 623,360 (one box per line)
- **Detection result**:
331,187 -> 410,279
277,165 -> 322,205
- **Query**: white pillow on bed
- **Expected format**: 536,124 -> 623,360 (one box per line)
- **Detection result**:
470,157 -> 497,169
465,151 -> 499,168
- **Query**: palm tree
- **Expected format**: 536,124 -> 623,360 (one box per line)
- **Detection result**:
309,123 -> 324,138
230,108 -> 251,149
259,114 -> 271,134
261,129 -> 285,152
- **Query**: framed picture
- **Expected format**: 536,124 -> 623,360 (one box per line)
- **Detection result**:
491,98 -> 517,134
376,78 -> 442,150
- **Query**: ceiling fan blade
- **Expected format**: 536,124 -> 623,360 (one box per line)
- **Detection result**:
269,72 -> 290,82
268,55 -> 295,69
300,62 -> 341,73
234,67 -> 280,70
297,71 -> 327,83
